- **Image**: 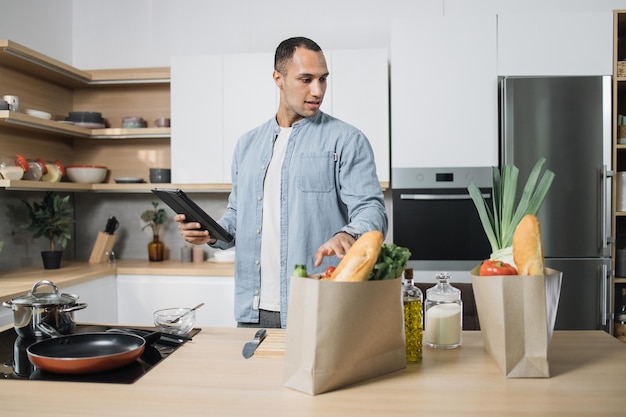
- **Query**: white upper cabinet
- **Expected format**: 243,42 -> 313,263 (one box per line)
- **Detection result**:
222,53 -> 278,183
328,49 -> 390,183
171,49 -> 390,184
497,12 -> 613,76
171,54 -> 224,184
391,15 -> 498,169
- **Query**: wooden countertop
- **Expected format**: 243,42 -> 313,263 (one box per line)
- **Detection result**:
0,260 -> 233,302
1,329 -> 624,416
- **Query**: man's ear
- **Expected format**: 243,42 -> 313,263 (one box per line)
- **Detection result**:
273,70 -> 283,88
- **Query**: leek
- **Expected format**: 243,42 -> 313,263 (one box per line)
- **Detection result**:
468,158 -> 555,254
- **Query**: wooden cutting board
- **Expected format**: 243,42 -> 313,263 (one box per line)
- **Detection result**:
253,329 -> 286,358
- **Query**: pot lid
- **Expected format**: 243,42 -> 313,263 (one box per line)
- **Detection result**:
11,280 -> 79,306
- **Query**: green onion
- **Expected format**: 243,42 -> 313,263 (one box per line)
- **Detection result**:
468,158 -> 555,254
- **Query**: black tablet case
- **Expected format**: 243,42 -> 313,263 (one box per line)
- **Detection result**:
151,188 -> 234,243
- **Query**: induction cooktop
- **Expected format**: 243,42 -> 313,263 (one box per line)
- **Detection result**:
0,324 -> 200,384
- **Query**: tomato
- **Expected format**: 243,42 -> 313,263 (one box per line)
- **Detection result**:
479,259 -> 517,276
324,266 -> 336,279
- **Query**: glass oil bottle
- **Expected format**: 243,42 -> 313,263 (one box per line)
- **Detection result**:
402,268 -> 423,363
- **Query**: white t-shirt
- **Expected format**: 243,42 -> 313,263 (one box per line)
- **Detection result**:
259,127 -> 291,311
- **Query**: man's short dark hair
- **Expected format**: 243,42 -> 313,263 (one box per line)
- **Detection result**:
274,37 -> 322,74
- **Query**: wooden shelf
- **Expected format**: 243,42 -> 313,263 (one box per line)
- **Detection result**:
0,179 -> 91,191
0,39 -> 169,87
91,183 -> 232,193
0,180 -> 232,193
0,180 -> 389,193
0,110 -> 170,139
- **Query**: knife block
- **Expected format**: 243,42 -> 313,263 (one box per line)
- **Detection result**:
89,232 -> 116,263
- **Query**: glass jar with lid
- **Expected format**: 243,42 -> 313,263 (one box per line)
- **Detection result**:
424,272 -> 462,349
0,154 -> 28,180
22,158 -> 48,181
41,160 -> 65,182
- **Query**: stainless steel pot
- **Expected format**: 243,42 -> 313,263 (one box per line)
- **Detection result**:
2,280 -> 88,338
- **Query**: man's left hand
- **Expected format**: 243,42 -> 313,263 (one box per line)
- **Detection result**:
313,232 -> 355,267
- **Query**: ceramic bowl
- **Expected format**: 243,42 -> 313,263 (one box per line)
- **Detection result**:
154,308 -> 196,336
149,168 -> 171,183
67,111 -> 103,123
65,165 -> 108,183
154,117 -> 171,127
25,109 -> 52,120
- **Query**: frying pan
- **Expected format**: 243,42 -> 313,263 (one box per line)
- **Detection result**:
27,324 -> 147,374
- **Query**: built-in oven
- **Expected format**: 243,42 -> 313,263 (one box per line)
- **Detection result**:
392,167 -> 493,271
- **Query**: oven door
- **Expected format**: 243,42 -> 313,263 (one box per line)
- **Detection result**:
392,187 -> 492,270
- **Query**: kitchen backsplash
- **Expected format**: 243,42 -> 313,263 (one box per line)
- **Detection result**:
0,189 -> 393,273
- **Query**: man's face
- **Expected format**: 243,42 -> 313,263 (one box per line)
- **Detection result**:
274,47 -> 329,125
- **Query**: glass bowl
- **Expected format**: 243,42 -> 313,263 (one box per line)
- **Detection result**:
153,307 -> 196,336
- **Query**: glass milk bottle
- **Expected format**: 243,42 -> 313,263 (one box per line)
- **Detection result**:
402,268 -> 423,363
424,272 -> 462,349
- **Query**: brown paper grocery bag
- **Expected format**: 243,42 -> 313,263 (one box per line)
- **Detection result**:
283,276 -> 406,395
470,267 -> 562,378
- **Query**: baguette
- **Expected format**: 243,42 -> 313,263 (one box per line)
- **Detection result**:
330,230 -> 384,282
512,214 -> 545,276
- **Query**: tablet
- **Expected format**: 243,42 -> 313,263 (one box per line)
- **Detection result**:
151,188 -> 234,243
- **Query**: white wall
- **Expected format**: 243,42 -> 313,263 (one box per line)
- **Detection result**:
0,0 -> 73,63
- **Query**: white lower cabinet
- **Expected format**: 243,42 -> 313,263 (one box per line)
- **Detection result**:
63,275 -> 118,324
116,274 -> 236,328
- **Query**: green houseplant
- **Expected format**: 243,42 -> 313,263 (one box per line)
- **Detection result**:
141,201 -> 167,261
22,191 -> 74,269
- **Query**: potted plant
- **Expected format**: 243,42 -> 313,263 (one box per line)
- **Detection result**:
22,191 -> 74,269
141,201 -> 167,261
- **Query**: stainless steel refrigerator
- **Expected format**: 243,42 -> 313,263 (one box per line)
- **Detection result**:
500,75 -> 612,331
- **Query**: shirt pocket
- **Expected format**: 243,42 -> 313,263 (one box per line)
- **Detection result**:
297,152 -> 335,193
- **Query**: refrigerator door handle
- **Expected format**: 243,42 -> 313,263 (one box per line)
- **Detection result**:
602,165 -> 613,249
601,263 -> 611,328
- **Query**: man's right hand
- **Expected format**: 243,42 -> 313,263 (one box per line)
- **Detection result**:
175,214 -> 216,245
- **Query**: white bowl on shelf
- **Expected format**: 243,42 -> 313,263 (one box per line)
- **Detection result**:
25,109 -> 52,120
66,165 -> 108,183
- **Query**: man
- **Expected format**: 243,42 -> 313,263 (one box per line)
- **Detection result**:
177,37 -> 387,328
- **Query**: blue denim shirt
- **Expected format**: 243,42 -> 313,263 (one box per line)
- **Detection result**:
212,111 -> 388,327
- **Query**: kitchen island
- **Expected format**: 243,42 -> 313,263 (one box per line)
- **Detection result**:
1,328 -> 623,416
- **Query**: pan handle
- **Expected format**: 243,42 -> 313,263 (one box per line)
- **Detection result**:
37,322 -> 63,338
61,303 -> 88,313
